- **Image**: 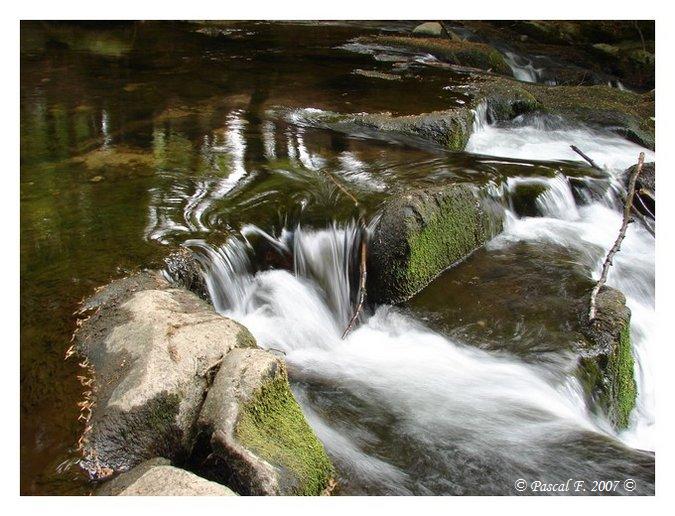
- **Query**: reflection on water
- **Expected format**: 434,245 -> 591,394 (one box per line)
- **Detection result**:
21,20 -> 654,495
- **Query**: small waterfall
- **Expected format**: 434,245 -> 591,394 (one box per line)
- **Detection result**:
503,51 -> 543,83
535,174 -> 579,220
471,101 -> 489,133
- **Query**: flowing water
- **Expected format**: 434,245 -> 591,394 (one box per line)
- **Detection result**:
20,21 -> 655,495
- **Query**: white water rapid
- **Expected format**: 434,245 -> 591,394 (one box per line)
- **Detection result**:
183,114 -> 655,495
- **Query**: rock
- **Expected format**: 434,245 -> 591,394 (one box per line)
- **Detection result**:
367,184 -> 503,304
476,77 -> 655,150
71,146 -> 155,171
97,458 -> 237,496
593,43 -> 620,57
73,271 -> 257,478
358,35 -> 513,76
353,69 -> 401,81
578,286 -> 637,429
164,248 -> 210,300
624,161 -> 655,219
196,348 -> 335,495
283,75 -> 653,153
412,22 -> 444,38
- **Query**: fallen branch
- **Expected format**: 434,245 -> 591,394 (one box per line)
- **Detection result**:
342,229 -> 368,339
588,152 -> 644,321
570,145 -> 601,170
321,169 -> 369,339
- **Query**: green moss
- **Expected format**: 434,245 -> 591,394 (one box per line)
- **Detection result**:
235,370 -> 335,495
578,316 -> 637,430
397,188 -> 501,300
363,36 -> 512,75
608,323 -> 637,429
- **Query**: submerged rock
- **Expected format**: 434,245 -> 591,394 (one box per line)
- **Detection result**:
196,348 -> 335,496
368,184 -> 503,304
97,458 -> 237,496
578,286 -> 637,429
412,22 -> 444,38
73,271 -> 257,478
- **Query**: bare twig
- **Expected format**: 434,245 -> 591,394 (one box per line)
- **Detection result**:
570,145 -> 601,170
342,231 -> 368,339
321,169 -> 369,339
588,152 -> 645,321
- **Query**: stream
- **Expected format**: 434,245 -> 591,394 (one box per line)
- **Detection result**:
20,21 -> 655,495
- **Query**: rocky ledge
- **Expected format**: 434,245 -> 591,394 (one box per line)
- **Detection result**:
72,270 -> 335,495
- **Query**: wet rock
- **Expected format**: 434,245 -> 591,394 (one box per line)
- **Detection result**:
283,75 -> 652,154
593,43 -> 620,57
97,458 -> 237,496
462,21 -> 654,90
412,22 -> 443,38
72,146 -> 155,172
73,271 -> 257,478
353,69 -> 401,81
368,184 -> 503,304
358,35 -> 512,76
164,247 -> 209,300
624,161 -> 655,219
196,348 -> 335,495
476,77 -> 655,149
578,286 -> 637,429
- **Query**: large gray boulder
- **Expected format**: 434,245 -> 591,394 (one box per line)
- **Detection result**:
97,458 -> 237,496
196,348 -> 335,496
367,184 -> 503,304
73,271 -> 257,478
578,286 -> 637,429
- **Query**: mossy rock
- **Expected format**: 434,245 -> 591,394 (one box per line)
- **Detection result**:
578,286 -> 637,429
282,75 -> 653,155
197,348 -> 335,496
359,35 -> 512,76
72,271 -> 257,478
368,184 -> 503,304
475,77 -> 655,149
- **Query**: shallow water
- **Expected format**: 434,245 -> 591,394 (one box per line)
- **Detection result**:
20,21 -> 654,495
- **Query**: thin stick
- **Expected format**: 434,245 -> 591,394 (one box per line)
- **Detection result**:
342,233 -> 368,339
322,169 -> 360,207
570,145 -> 601,170
320,169 -> 369,339
588,152 -> 645,321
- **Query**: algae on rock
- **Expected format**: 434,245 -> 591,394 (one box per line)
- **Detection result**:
368,184 -> 503,304
578,286 -> 637,430
196,348 -> 335,496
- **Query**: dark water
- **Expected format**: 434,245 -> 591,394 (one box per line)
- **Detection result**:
20,21 -> 654,495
